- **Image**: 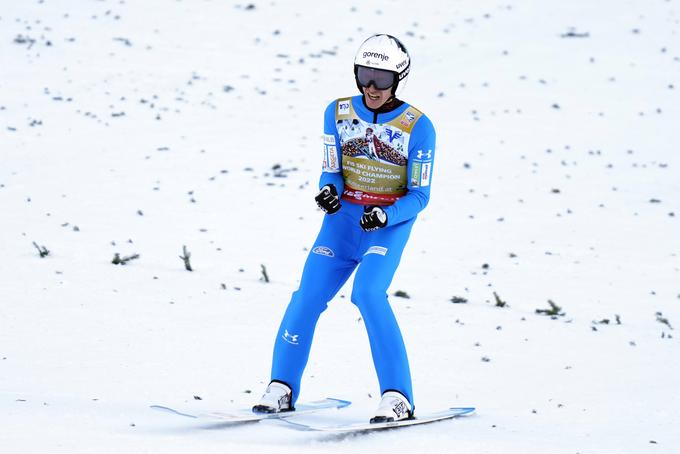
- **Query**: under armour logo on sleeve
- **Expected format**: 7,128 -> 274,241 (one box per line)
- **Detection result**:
416,149 -> 432,160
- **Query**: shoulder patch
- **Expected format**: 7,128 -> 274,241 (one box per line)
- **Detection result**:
388,105 -> 423,134
336,98 -> 352,118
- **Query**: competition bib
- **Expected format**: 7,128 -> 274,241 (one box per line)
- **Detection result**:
334,98 -> 422,205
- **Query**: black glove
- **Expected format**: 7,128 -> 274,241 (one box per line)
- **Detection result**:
360,206 -> 388,231
315,184 -> 341,214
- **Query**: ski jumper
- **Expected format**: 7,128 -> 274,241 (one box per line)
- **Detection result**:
270,95 -> 436,408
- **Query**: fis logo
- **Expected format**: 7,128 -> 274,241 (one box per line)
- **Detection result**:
338,101 -> 350,115
416,149 -> 432,160
384,128 -> 402,143
282,329 -> 299,345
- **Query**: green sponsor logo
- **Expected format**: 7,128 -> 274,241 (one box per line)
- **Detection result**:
411,162 -> 422,187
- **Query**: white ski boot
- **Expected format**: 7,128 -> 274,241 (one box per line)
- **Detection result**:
252,381 -> 293,413
370,390 -> 413,423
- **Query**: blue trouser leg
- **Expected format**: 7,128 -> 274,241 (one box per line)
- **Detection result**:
270,203 -> 416,408
270,209 -> 359,404
352,217 -> 416,407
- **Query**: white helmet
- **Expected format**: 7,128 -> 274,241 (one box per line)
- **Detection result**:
353,34 -> 410,96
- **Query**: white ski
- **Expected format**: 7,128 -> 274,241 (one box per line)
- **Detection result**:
151,397 -> 351,423
280,406 -> 475,433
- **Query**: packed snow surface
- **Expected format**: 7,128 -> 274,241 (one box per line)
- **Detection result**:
1,0 -> 679,452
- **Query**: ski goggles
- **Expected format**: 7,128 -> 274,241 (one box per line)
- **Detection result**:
355,66 -> 396,90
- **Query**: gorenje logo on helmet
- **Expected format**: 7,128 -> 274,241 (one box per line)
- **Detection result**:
363,51 -> 389,61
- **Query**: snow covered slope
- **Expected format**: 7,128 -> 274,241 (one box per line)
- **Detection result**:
1,1 -> 678,453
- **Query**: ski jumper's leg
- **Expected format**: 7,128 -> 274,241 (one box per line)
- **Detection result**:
351,218 -> 416,407
270,206 -> 361,404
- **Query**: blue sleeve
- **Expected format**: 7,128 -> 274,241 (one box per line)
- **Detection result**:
318,100 -> 345,193
383,114 -> 436,226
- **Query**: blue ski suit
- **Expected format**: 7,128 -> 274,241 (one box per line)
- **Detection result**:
270,95 -> 436,408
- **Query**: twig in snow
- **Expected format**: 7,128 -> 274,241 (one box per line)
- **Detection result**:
180,245 -> 193,271
112,253 -> 140,265
656,312 -> 673,330
493,291 -> 508,308
32,241 -> 50,258
561,29 -> 590,38
270,163 -> 298,178
593,315 -> 622,326
535,300 -> 565,318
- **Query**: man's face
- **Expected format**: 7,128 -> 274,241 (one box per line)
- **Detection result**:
363,85 -> 392,109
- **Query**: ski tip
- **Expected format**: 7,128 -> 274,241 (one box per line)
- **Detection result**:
150,405 -> 199,418
450,407 -> 476,415
278,419 -> 319,432
150,404 -> 172,412
325,398 -> 352,408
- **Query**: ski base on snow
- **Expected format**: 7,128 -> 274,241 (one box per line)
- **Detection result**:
150,397 -> 351,423
280,406 -> 475,433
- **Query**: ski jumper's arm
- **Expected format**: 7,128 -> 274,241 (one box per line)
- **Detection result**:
319,100 -> 344,193
382,114 -> 436,225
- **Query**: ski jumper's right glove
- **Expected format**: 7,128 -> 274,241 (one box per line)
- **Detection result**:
360,206 -> 388,231
315,184 -> 341,214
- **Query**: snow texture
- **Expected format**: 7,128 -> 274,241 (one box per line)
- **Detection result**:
1,0 -> 679,453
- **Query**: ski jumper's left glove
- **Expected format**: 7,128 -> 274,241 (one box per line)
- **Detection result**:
360,206 -> 388,231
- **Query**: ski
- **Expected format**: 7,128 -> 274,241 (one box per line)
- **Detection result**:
279,406 -> 475,433
150,397 -> 351,423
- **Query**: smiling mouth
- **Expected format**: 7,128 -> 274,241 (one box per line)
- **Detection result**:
367,92 -> 381,100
